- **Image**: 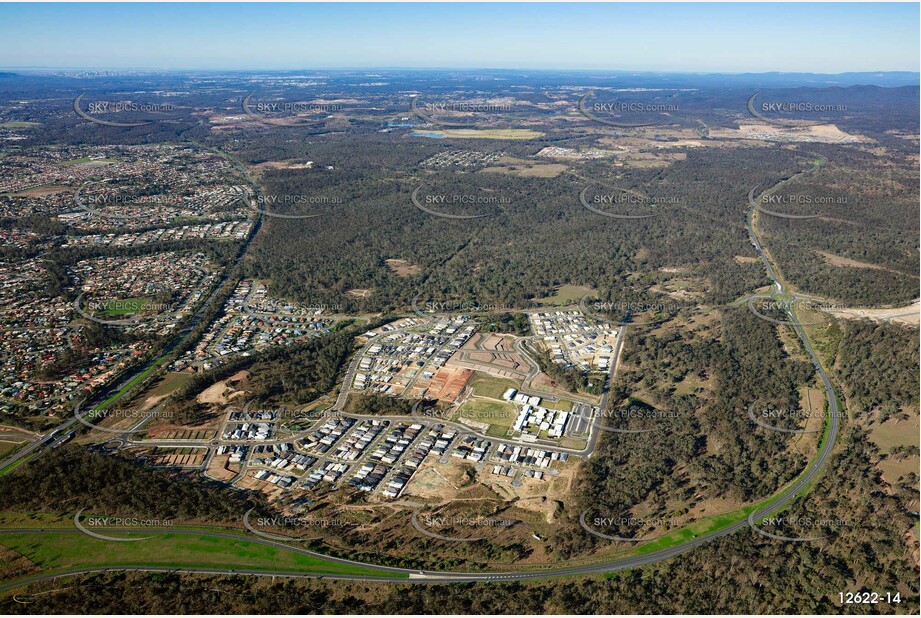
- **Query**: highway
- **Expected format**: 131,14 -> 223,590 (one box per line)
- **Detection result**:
740,179 -> 841,526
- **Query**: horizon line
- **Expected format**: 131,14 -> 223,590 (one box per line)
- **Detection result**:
3,66 -> 920,76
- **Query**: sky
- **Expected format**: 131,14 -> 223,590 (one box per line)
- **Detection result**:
0,3 -> 917,73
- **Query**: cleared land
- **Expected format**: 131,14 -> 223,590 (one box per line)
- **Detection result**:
417,129 -> 544,140
385,258 -> 421,277
536,285 -> 594,306
0,530 -> 403,583
869,415 -> 921,487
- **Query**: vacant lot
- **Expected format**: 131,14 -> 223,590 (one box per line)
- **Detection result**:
480,156 -> 567,178
420,129 -> 545,140
385,258 -> 421,277
536,285 -> 593,306
456,397 -> 517,437
8,184 -> 72,197
469,373 -> 519,400
869,414 -> 920,487
0,121 -> 40,128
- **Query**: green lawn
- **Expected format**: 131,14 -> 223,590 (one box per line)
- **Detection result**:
96,297 -> 152,316
0,121 -> 40,128
536,285 -> 595,307
95,353 -> 170,412
469,374 -> 519,400
633,504 -> 758,554
0,530 -> 404,584
456,397 -> 517,438
548,398 -> 574,412
0,457 -> 28,477
458,398 -> 516,423
62,157 -> 117,167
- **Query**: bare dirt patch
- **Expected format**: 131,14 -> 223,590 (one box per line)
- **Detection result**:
250,160 -> 317,177
817,251 -> 887,271
479,156 -> 567,178
710,122 -> 868,144
447,334 -> 531,381
9,185 -> 73,197
138,372 -> 194,410
869,414 -> 920,487
425,366 -> 473,403
196,370 -> 249,405
205,454 -> 239,482
826,299 -> 920,325
385,258 -> 421,277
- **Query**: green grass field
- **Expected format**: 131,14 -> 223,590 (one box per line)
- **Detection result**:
62,157 -> 117,167
469,374 -> 519,400
0,457 -> 28,477
548,398 -> 574,412
143,372 -> 194,399
97,297 -> 151,316
94,353 -> 171,413
0,530 -> 405,585
456,398 -> 517,438
0,121 -> 40,128
536,285 -> 594,307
